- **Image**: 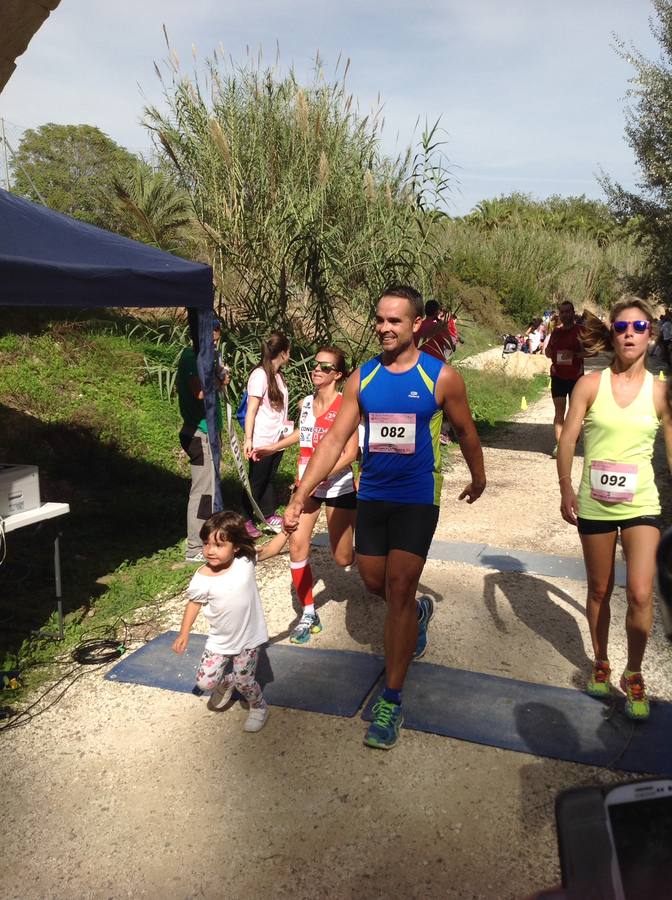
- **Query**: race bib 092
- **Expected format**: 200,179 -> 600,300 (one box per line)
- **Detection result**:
368,413 -> 416,454
590,461 -> 638,503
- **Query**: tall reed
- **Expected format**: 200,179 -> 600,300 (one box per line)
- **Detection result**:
145,45 -> 452,351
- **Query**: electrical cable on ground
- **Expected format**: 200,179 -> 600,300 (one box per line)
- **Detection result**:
0,608 -> 164,733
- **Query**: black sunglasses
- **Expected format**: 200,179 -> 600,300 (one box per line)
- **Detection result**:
312,360 -> 337,373
612,320 -> 650,334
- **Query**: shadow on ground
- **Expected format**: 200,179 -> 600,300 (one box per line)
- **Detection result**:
0,404 -> 241,659
515,703 -> 625,833
482,568 -> 591,680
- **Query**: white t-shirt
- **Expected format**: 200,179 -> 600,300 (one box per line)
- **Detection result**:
186,555 -> 268,655
247,367 -> 289,448
528,329 -> 543,352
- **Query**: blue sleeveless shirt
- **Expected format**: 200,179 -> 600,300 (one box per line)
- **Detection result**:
358,351 -> 444,505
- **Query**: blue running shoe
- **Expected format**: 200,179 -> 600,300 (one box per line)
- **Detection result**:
289,612 -> 322,644
413,595 -> 435,659
363,696 -> 403,749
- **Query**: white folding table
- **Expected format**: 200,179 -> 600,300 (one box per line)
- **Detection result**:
4,502 -> 70,639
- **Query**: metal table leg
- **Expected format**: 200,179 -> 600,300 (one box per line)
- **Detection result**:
32,526 -> 65,641
54,531 -> 64,640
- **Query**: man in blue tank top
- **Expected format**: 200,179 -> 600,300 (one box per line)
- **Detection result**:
284,285 -> 486,749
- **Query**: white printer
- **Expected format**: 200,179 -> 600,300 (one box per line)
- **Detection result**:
0,465 -> 41,517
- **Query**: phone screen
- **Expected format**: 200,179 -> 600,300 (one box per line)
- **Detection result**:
608,795 -> 672,898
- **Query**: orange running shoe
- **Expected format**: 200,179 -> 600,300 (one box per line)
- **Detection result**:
586,660 -> 611,698
620,671 -> 650,720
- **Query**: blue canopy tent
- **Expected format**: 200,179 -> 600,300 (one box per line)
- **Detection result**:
0,187 -> 223,510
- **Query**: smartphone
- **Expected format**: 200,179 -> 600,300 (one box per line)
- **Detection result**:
604,779 -> 672,899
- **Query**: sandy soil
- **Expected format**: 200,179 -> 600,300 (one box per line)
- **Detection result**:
2,380 -> 671,900
459,347 -> 551,378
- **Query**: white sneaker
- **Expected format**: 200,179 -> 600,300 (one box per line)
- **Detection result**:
207,681 -> 235,711
185,551 -> 205,563
244,705 -> 269,732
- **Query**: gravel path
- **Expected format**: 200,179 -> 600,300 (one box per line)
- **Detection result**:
2,377 -> 671,900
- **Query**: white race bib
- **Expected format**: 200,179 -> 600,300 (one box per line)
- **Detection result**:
280,420 -> 294,437
590,461 -> 638,503
557,350 -> 573,366
368,413 -> 416,454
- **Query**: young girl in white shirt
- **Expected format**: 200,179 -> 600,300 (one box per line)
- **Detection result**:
172,511 -> 286,732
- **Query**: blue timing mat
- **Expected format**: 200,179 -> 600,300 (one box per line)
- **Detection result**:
105,631 -> 385,718
363,663 -> 672,776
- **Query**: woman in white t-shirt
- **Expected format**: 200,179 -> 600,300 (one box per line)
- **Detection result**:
242,332 -> 291,537
253,346 -> 359,644
525,318 -> 545,354
172,510 -> 285,732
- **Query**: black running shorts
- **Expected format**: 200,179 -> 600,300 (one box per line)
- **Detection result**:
355,500 -> 439,559
551,376 -> 579,399
577,515 -> 663,535
315,491 -> 357,510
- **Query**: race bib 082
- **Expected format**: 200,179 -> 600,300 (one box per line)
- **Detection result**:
590,461 -> 638,503
368,413 -> 416,454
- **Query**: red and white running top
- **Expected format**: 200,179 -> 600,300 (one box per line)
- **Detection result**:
297,393 -> 355,498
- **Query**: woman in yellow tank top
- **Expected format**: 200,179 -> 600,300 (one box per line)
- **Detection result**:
557,298 -> 672,720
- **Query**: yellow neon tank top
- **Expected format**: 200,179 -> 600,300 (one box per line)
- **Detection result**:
578,368 -> 660,520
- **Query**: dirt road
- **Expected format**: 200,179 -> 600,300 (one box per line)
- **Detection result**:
2,385 -> 671,900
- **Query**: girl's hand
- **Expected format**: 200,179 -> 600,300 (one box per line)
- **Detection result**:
172,634 -> 189,654
283,496 -> 304,533
251,446 -> 274,461
560,485 -> 579,526
243,438 -> 253,458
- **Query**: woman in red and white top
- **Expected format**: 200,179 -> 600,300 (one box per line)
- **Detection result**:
253,346 -> 359,644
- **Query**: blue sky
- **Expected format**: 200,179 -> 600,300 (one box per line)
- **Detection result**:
0,0 -> 661,214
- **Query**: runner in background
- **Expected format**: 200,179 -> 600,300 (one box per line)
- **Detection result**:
447,311 -> 463,349
414,299 -> 455,362
661,310 -> 672,368
659,378 -> 672,639
557,298 -> 672,720
252,346 -> 358,644
284,285 -> 486,750
413,299 -> 456,445
545,300 -> 585,458
241,332 -> 291,538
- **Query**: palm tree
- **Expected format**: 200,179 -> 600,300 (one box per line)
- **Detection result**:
469,198 -> 511,231
112,160 -> 196,253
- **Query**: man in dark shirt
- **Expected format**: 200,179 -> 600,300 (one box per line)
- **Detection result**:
413,299 -> 456,362
414,299 -> 456,443
176,318 -> 224,561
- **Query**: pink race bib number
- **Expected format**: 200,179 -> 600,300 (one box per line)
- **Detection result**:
557,350 -> 573,365
368,413 -> 416,454
590,461 -> 638,503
